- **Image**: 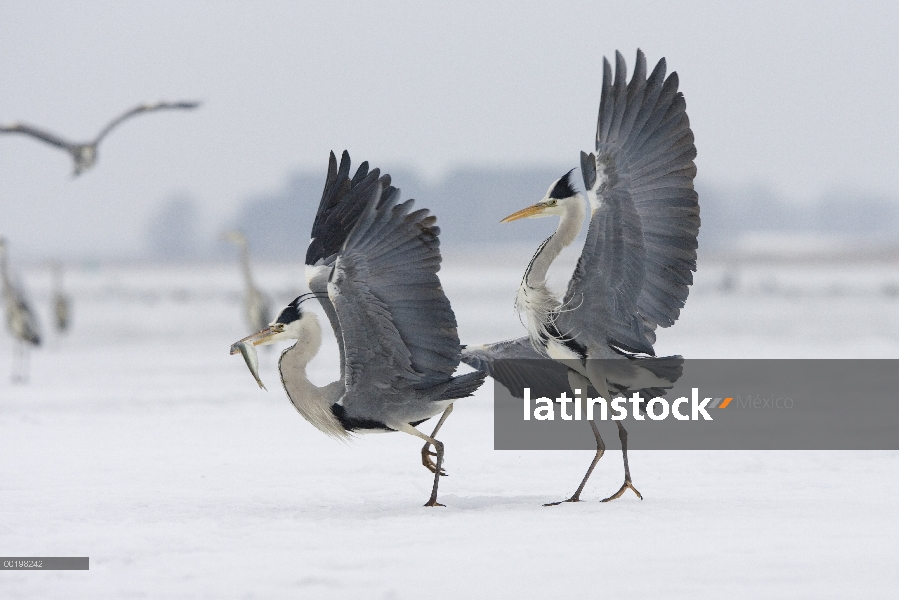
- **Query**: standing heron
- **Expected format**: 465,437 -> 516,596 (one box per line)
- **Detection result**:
222,231 -> 271,334
0,100 -> 200,176
463,49 -> 699,504
50,261 -> 71,334
231,152 -> 486,507
0,239 -> 41,383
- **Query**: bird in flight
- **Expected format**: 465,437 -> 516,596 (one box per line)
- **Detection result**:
0,100 -> 200,176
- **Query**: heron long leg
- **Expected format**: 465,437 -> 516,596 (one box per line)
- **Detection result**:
12,340 -> 26,384
601,420 -> 642,502
545,369 -> 607,506
21,343 -> 29,384
583,360 -> 642,502
544,419 -> 605,506
396,423 -> 446,507
10,341 -> 18,383
421,403 -> 453,475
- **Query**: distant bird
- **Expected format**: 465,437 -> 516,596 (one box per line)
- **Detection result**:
463,50 -> 699,504
222,231 -> 271,334
231,152 -> 485,507
0,238 -> 41,383
0,101 -> 200,176
50,261 -> 71,334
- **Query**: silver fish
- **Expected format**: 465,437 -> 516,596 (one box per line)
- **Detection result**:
230,340 -> 266,390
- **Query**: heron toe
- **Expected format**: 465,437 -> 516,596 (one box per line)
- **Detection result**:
601,479 -> 643,502
543,497 -> 583,507
420,447 -> 448,476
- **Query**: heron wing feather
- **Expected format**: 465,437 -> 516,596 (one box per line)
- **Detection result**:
461,337 -> 574,399
563,49 -> 698,350
334,184 -> 460,395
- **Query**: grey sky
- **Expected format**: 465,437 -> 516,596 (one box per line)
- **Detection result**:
1,1 -> 897,258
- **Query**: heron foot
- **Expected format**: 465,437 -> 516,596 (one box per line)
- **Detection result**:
543,496 -> 583,507
423,499 -> 446,507
601,479 -> 643,502
420,445 -> 448,476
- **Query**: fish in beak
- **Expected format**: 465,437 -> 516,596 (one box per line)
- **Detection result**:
230,340 -> 266,390
229,324 -> 285,390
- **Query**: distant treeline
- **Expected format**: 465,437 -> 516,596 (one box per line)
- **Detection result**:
148,166 -> 899,259
228,165 -> 569,259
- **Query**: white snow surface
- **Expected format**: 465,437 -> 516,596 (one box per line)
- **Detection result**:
2,256 -> 899,598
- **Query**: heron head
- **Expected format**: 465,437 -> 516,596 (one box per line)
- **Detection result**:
230,296 -> 322,388
500,170 -> 580,223
230,296 -> 311,350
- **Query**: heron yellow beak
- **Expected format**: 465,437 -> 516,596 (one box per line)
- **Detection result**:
500,203 -> 548,223
229,324 -> 283,353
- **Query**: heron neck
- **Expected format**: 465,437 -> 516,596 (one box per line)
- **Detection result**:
526,196 -> 585,286
277,319 -> 347,438
239,245 -> 257,290
0,251 -> 10,294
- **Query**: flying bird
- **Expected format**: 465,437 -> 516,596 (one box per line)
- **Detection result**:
222,231 -> 271,334
0,238 -> 42,383
231,152 -> 485,507
463,49 -> 699,504
0,100 -> 200,176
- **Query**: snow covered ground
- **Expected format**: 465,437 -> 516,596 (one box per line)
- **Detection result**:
2,255 -> 898,598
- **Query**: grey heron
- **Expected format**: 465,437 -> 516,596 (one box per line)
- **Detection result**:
0,101 -> 200,176
0,238 -> 41,383
222,231 -> 272,334
50,261 -> 71,334
231,152 -> 486,507
463,49 -> 699,504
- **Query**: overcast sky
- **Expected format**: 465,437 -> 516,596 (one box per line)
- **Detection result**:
1,1 -> 897,259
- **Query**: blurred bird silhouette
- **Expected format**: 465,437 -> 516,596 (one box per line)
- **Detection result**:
0,100 -> 200,176
222,230 -> 271,334
50,261 -> 71,334
0,238 -> 41,383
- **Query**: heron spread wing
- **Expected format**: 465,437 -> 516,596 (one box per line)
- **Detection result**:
329,183 -> 460,398
558,49 -> 699,352
305,151 -> 396,378
93,100 -> 201,144
306,151 -> 395,268
0,123 -> 74,150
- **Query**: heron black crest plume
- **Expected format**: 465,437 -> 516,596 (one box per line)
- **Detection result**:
549,169 -> 578,199
274,293 -> 328,325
